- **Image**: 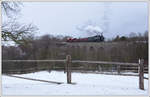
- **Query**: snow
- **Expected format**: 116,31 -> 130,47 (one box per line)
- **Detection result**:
2,71 -> 149,96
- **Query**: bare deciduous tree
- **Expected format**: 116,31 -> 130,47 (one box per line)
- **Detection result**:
2,1 -> 38,44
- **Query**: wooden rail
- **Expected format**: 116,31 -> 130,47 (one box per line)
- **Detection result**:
72,60 -> 138,66
3,60 -> 138,66
6,74 -> 63,84
2,60 -> 65,62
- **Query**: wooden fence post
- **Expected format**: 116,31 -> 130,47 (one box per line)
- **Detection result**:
66,55 -> 72,84
139,59 -> 144,90
117,65 -> 121,74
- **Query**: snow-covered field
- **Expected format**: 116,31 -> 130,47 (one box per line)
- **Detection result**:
2,71 -> 149,96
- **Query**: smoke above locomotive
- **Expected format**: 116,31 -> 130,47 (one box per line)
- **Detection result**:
67,25 -> 105,42
84,25 -> 103,35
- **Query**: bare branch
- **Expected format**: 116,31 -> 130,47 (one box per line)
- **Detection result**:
2,19 -> 38,44
2,1 -> 22,17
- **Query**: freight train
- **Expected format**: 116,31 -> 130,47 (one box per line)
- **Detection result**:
67,34 -> 104,42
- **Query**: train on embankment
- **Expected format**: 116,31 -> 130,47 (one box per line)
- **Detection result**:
66,34 -> 105,42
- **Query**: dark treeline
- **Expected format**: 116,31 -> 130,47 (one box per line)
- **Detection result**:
2,31 -> 148,74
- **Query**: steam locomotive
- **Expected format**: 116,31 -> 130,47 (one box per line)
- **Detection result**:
67,34 -> 104,42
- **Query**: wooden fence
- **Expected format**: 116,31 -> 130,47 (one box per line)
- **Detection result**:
3,55 -> 147,90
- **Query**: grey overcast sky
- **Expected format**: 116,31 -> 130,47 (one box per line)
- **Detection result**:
17,2 -> 148,39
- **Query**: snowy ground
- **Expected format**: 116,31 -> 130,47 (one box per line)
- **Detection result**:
2,71 -> 149,96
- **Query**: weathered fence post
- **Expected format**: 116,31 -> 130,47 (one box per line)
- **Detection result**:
117,65 -> 121,74
139,59 -> 144,90
66,55 -> 72,84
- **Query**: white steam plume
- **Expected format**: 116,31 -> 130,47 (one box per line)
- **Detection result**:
77,24 -> 103,37
84,25 -> 103,34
